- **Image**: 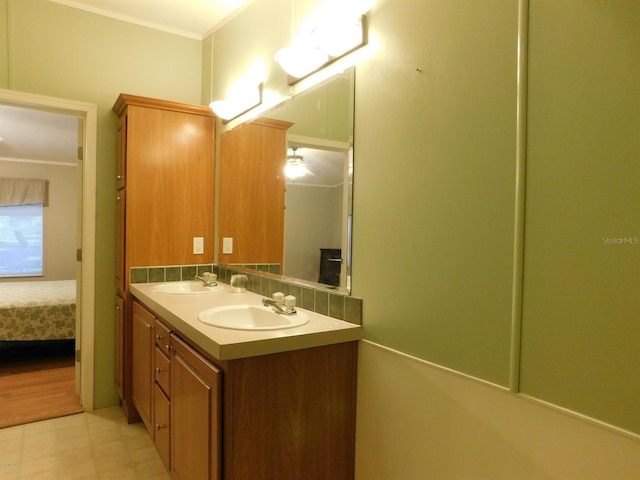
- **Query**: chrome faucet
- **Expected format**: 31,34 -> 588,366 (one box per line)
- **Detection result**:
195,272 -> 217,287
262,297 -> 297,315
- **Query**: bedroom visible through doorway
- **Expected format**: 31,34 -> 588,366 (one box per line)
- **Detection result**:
0,88 -> 97,414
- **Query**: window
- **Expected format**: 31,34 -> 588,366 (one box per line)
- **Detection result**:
0,204 -> 44,277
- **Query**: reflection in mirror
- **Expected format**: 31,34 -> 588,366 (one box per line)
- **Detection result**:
220,67 -> 355,294
284,140 -> 351,290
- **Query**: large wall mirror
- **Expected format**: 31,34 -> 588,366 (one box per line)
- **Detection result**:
217,67 -> 355,294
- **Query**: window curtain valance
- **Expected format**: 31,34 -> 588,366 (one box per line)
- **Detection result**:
0,177 -> 49,207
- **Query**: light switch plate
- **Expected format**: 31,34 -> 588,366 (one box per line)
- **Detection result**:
222,237 -> 233,254
193,237 -> 204,254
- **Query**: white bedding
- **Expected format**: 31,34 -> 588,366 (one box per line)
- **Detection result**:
0,280 -> 76,341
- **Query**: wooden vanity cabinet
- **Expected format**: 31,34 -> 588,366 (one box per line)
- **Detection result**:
131,298 -> 357,480
113,93 -> 215,422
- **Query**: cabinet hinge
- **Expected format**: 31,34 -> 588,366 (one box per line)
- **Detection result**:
77,146 -> 84,161
76,249 -> 82,262
75,349 -> 81,362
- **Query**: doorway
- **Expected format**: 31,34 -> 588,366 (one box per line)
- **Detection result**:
0,88 -> 97,413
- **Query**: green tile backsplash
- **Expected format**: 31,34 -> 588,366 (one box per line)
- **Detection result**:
129,263 -> 362,325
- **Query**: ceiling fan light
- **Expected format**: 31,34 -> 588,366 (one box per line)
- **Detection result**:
285,161 -> 312,180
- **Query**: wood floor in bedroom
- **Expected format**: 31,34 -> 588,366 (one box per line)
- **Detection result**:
0,341 -> 82,429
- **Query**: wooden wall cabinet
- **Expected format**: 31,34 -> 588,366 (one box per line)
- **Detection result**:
218,117 -> 292,265
113,93 -> 215,422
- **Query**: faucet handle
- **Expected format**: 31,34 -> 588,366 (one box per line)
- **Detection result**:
272,292 -> 285,304
284,295 -> 296,309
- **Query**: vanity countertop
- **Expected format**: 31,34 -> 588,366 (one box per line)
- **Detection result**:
129,282 -> 362,361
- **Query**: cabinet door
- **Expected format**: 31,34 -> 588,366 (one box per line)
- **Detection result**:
115,188 -> 125,292
116,113 -> 126,190
170,334 -> 221,480
126,106 -> 214,267
132,301 -> 154,435
115,295 -> 124,398
154,384 -> 171,471
218,118 -> 290,265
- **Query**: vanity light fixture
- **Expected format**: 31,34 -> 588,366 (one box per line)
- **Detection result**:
285,147 -> 313,180
276,15 -> 366,84
210,82 -> 263,123
275,45 -> 328,80
310,18 -> 364,57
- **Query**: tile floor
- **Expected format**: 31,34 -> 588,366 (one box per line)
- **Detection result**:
0,406 -> 170,480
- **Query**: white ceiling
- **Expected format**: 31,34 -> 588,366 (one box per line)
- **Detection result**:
48,0 -> 250,39
0,104 -> 80,166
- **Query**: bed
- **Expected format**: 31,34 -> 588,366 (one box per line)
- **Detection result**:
0,280 -> 76,341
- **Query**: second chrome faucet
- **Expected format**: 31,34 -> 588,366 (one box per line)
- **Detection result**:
263,293 -> 297,315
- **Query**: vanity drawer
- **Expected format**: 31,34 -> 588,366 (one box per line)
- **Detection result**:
155,347 -> 170,396
154,318 -> 171,353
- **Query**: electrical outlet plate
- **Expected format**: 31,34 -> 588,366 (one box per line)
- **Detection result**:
193,237 -> 204,254
222,237 -> 233,254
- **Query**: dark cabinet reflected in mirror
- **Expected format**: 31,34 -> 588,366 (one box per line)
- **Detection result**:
217,68 -> 355,293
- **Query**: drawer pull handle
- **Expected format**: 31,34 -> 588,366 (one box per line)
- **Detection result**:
155,367 -> 164,374
165,344 -> 173,353
155,334 -> 163,341
155,424 -> 166,431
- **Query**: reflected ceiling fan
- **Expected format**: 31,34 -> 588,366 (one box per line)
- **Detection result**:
285,146 -> 314,180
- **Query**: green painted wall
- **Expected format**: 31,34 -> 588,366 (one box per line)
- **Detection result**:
2,0 -> 203,408
521,0 -> 640,434
353,0 -> 519,386
0,0 -> 7,88
209,0 -> 291,127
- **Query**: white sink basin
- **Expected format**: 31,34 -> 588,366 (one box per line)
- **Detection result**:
198,304 -> 309,331
151,281 -> 224,295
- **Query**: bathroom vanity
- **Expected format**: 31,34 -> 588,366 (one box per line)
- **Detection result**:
129,282 -> 361,480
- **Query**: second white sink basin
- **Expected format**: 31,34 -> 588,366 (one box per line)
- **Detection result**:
198,304 -> 309,330
151,281 -> 224,295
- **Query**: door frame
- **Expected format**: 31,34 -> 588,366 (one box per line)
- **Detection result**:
0,88 -> 97,410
